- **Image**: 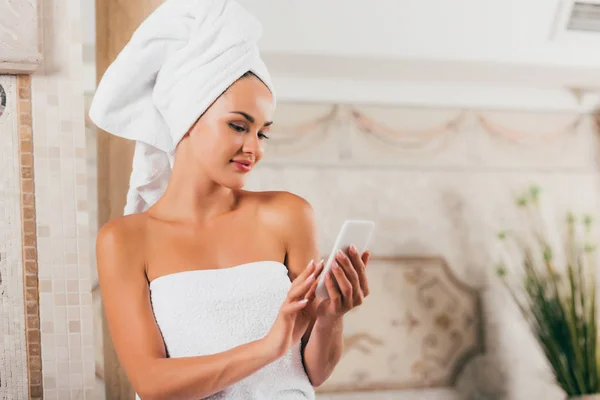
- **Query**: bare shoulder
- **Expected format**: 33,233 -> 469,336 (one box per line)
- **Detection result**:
247,190 -> 315,224
96,213 -> 148,277
245,190 -> 318,254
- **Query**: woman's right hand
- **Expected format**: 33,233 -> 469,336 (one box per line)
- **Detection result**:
264,259 -> 324,359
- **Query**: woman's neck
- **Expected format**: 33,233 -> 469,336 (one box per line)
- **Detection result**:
149,161 -> 238,224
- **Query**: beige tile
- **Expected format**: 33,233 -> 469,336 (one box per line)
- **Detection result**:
42,321 -> 54,333
44,376 -> 57,390
66,265 -> 79,278
44,390 -> 58,400
61,120 -> 72,133
69,346 -> 82,361
69,334 -> 82,348
69,321 -> 81,333
48,146 -> 60,158
38,225 -> 50,237
53,279 -> 65,293
82,334 -> 93,347
58,390 -> 71,400
79,279 -> 91,292
67,306 -> 80,320
76,173 -> 86,185
54,294 -> 66,306
67,279 -> 79,292
66,253 -> 78,264
47,94 -> 58,106
67,293 -> 80,306
39,279 -> 52,292
55,334 -> 68,347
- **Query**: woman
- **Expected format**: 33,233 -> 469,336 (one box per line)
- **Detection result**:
91,1 -> 371,399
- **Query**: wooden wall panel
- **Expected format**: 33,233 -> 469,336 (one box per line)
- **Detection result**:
95,0 -> 165,398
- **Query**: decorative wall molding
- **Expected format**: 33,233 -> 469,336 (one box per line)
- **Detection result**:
315,257 -> 482,394
262,103 -> 597,170
0,0 -> 42,74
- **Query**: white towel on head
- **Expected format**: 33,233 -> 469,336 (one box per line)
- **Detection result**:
88,0 -> 275,215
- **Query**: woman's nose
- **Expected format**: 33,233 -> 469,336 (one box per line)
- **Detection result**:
242,133 -> 260,154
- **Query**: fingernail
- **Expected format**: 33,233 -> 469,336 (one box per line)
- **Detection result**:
307,273 -> 315,282
333,262 -> 339,270
350,245 -> 357,253
337,250 -> 344,259
299,298 -> 309,304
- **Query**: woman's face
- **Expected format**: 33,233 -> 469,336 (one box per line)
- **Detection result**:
183,75 -> 275,189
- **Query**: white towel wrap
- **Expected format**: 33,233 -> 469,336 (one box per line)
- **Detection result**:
88,0 -> 276,215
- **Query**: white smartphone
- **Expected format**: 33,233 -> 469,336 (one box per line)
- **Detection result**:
315,220 -> 375,299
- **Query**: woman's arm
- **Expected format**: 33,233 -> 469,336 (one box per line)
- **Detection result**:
275,193 -> 343,386
277,192 -> 371,387
97,218 -> 281,400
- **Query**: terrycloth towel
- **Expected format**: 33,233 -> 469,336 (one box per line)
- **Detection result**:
88,0 -> 275,215
145,261 -> 315,399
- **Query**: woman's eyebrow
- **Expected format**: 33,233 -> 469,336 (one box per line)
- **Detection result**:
231,111 -> 273,127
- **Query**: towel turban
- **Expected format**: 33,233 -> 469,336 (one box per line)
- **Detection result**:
89,0 -> 275,215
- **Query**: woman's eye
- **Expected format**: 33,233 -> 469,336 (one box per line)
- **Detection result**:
258,133 -> 270,140
229,123 -> 246,132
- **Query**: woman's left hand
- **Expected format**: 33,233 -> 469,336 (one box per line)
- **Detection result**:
316,245 -> 371,321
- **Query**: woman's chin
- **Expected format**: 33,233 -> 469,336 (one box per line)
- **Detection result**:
221,176 -> 247,190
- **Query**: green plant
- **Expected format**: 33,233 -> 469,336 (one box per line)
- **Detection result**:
496,185 -> 599,396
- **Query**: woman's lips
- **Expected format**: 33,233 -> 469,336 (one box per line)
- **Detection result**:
231,160 -> 252,172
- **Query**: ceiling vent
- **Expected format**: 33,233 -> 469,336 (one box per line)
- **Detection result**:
566,1 -> 600,32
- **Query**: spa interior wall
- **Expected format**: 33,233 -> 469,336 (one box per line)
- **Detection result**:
80,0 -> 600,399
1,0 -> 97,399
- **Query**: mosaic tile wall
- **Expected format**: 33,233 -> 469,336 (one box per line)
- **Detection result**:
0,75 -> 29,399
18,74 -> 44,400
30,0 -> 96,398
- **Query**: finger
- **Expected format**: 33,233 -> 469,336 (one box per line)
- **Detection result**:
283,298 -> 310,315
313,259 -> 325,279
291,259 -> 315,289
289,259 -> 325,300
299,259 -> 316,280
336,249 -> 362,298
361,251 -> 371,266
349,247 -> 370,297
325,270 -> 342,307
289,270 -> 317,300
304,277 -> 319,301
331,261 -> 353,309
